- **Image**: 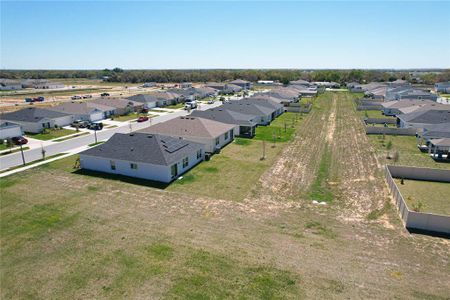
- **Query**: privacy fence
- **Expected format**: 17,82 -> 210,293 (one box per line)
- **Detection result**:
365,127 -> 416,136
355,99 -> 384,111
385,165 -> 450,236
285,103 -> 312,113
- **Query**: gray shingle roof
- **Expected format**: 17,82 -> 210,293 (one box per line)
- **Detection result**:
398,109 -> 450,124
91,98 -> 143,109
80,133 -> 203,166
190,108 -> 257,127
1,107 -> 71,123
47,102 -> 103,115
222,101 -> 274,116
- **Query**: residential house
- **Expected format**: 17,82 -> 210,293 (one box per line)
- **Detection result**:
1,107 -> 73,133
265,88 -> 300,102
179,82 -> 192,89
90,98 -> 144,115
47,102 -> 106,122
387,79 -> 410,87
142,82 -> 156,88
238,98 -> 284,118
0,121 -> 23,139
205,82 -> 243,93
290,79 -> 312,86
127,94 -> 159,108
222,101 -> 275,125
397,109 -> 450,129
0,79 -> 23,91
381,100 -> 439,116
79,133 -> 205,183
230,79 -> 253,90
191,108 -> 258,138
139,116 -> 237,153
435,82 -> 450,93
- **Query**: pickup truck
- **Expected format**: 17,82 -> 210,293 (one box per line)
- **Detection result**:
184,100 -> 197,110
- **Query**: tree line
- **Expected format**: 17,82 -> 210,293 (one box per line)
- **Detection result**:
1,69 -> 449,85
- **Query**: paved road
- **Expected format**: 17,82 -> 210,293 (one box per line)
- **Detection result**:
0,103 -> 221,171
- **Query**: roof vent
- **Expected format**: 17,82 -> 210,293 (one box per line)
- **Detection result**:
129,133 -> 134,136
130,147 -> 134,151
147,135 -> 153,138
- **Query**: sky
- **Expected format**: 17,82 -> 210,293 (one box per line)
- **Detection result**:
1,1 -> 449,70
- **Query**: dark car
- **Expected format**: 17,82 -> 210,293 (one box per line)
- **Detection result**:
25,98 -> 33,102
100,92 -> 110,97
137,116 -> 149,122
87,122 -> 103,130
82,95 -> 92,99
11,136 -> 28,145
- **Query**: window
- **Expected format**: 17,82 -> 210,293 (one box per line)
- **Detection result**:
215,137 -> 220,145
110,160 -> 116,170
229,129 -> 234,139
197,149 -> 202,159
182,157 -> 189,168
224,131 -> 229,140
130,163 -> 138,170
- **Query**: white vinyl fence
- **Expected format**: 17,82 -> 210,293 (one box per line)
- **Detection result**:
385,165 -> 450,235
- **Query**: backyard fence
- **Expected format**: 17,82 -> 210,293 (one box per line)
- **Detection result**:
365,127 -> 416,136
357,105 -> 382,111
364,118 -> 397,125
285,103 -> 312,113
385,165 -> 450,235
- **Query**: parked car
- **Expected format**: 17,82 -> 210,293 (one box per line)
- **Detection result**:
71,120 -> 90,128
207,99 -> 214,104
87,122 -> 103,130
184,100 -> 197,110
82,94 -> 92,99
35,96 -> 45,102
71,95 -> 82,100
137,116 -> 149,122
11,136 -> 28,145
25,98 -> 33,103
100,92 -> 110,97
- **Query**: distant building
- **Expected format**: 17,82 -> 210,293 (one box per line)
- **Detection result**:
179,82 -> 192,89
142,82 -> 156,88
0,79 -> 22,91
435,82 -> 450,93
230,79 -> 253,90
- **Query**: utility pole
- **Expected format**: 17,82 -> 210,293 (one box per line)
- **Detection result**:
19,144 -> 25,166
261,140 -> 266,160
94,129 -> 98,144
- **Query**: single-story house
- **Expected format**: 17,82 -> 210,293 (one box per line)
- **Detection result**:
238,98 -> 284,118
222,101 -> 275,125
250,94 -> 293,106
230,79 -> 253,90
265,88 -> 300,102
79,133 -> 205,183
0,121 -> 23,139
0,79 -> 23,91
193,87 -> 218,98
138,116 -> 237,153
381,100 -> 438,116
34,81 -> 65,89
127,94 -> 159,108
191,107 -> 258,138
179,82 -> 192,89
428,138 -> 450,161
90,98 -> 144,115
1,107 -> 73,133
435,82 -> 450,93
47,102 -> 106,122
205,82 -> 243,93
142,82 -> 156,88
397,109 -> 450,129
290,79 -> 312,86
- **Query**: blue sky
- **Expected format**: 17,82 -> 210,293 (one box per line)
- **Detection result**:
1,1 -> 449,69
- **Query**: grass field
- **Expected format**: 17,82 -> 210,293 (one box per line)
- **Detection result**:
253,112 -> 300,143
368,135 -> 450,170
26,128 -> 77,141
394,179 -> 450,215
1,92 -> 449,299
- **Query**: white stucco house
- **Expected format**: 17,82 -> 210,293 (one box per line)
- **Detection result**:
79,133 -> 205,183
0,121 -> 23,139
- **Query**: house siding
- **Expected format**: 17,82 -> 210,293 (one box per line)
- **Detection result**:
0,125 -> 23,139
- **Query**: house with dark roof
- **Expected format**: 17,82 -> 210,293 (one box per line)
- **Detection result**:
230,79 -> 252,90
397,109 -> 450,129
205,82 -> 243,93
0,79 -> 23,91
47,102 -> 107,121
381,100 -> 441,116
1,107 -> 74,133
90,98 -> 144,115
79,133 -> 205,183
237,98 -> 284,119
435,82 -> 450,93
0,121 -> 23,139
138,116 -> 237,153
222,101 -> 275,125
190,108 -> 258,138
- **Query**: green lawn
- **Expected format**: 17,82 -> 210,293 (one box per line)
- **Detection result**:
358,109 -> 394,119
26,128 -> 77,141
368,135 -> 450,170
112,113 -> 154,122
164,103 -> 185,109
254,112 -> 301,143
394,179 -> 450,215
168,138 -> 284,201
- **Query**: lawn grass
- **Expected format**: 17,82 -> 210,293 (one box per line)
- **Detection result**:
168,138 -> 284,201
254,112 -> 300,143
394,179 -> 450,215
308,145 -> 334,202
111,113 -> 151,122
53,132 -> 90,142
26,128 -> 77,141
358,109 -> 394,119
368,135 -> 450,170
164,103 -> 184,109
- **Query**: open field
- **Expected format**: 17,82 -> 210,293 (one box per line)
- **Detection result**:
394,179 -> 450,215
368,135 -> 450,170
1,92 -> 449,299
26,128 -> 77,141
